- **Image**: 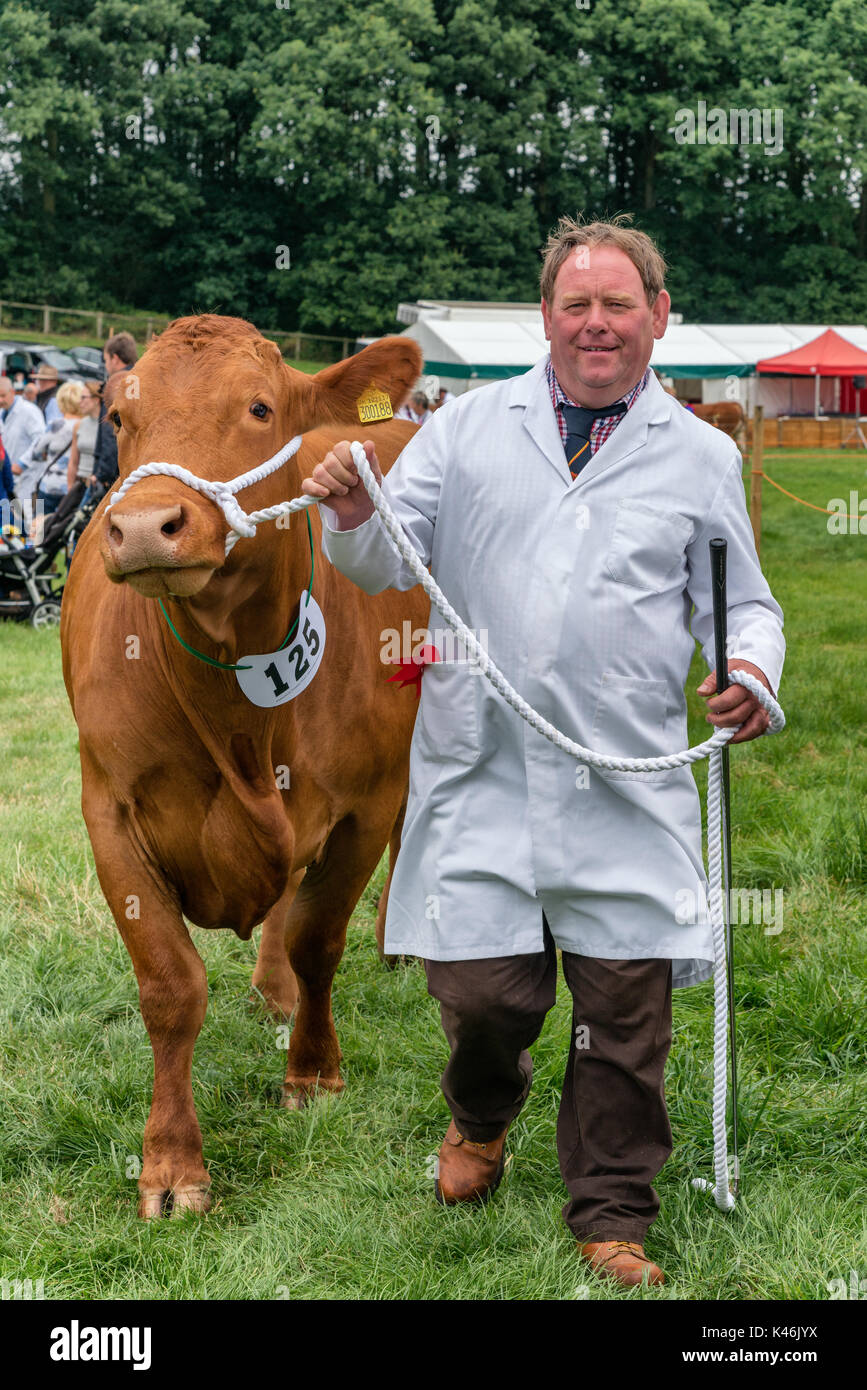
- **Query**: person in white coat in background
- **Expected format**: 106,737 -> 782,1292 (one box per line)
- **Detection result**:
301,215 -> 784,1289
395,388 -> 434,426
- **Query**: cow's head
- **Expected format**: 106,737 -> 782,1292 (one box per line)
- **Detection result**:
100,315 -> 422,597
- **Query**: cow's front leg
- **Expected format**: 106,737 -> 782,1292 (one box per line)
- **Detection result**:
84,803 -> 210,1218
132,913 -> 211,1218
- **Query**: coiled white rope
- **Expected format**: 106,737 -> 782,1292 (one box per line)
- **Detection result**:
105,432 -> 785,1211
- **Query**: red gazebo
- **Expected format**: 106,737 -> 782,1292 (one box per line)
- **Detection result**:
756,328 -> 867,419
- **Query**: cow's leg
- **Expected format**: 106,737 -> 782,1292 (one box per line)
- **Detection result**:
375,794 -> 407,967
83,806 -> 211,1218
133,917 -> 211,1218
281,812 -> 393,1108
736,416 -> 747,456
251,869 -> 305,1018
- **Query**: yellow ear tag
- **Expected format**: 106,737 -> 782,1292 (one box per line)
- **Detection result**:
356,385 -> 394,424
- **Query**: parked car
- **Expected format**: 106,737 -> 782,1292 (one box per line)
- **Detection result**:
66,346 -> 107,381
0,340 -> 87,385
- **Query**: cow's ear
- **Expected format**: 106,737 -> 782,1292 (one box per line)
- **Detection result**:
308,337 -> 423,423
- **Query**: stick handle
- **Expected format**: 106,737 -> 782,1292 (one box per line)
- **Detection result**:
709,538 -> 728,693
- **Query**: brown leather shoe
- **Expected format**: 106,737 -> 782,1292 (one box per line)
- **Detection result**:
434,1119 -> 509,1205
577,1240 -> 665,1287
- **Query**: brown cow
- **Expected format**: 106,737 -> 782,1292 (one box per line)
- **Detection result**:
685,400 -> 746,450
60,315 -> 428,1218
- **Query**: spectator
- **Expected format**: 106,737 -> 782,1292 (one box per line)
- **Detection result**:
17,380 -> 84,534
0,375 -> 44,478
23,382 -> 39,404
103,331 -> 138,378
432,386 -> 457,410
396,389 -> 433,426
31,380 -> 105,555
31,364 -> 62,423
66,380 -> 103,491
89,331 -> 139,497
1,434 -> 14,517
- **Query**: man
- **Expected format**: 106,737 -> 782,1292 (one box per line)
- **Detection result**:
88,331 -> 138,498
103,330 -> 138,381
301,216 -> 784,1288
432,386 -> 456,410
32,364 -> 62,423
396,389 -> 433,426
0,373 -> 44,476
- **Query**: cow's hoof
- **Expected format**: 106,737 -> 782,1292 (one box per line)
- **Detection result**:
171,1185 -> 212,1217
280,1076 -> 345,1110
138,1184 -> 211,1219
249,988 -> 297,1021
138,1190 -> 170,1220
248,980 -> 298,1020
280,1088 -> 308,1111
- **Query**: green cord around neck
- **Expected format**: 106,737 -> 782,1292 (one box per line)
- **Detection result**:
157,509 -> 314,671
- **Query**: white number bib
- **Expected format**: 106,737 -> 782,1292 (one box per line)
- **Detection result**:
235,590 -> 326,708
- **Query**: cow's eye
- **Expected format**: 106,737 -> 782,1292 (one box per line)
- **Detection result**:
111,412 -> 122,429
249,402 -> 270,419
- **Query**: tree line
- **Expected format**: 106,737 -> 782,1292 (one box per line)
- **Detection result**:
0,0 -> 864,337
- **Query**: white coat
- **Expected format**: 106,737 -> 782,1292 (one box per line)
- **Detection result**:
319,360 -> 785,987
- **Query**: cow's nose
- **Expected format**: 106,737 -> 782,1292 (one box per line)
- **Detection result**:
107,504 -> 189,568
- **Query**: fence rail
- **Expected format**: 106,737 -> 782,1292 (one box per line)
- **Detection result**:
0,298 -> 354,362
742,413 -> 867,450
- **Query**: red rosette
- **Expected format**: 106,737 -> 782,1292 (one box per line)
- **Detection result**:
385,644 -> 441,698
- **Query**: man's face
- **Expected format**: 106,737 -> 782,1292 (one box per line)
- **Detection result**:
104,350 -> 124,374
0,380 -> 14,410
541,244 -> 670,406
32,371 -> 57,393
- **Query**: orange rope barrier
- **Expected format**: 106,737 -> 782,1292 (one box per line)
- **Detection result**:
755,470 -> 863,521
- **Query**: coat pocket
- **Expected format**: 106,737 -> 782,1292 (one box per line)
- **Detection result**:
412,659 -> 482,790
591,672 -> 684,782
605,499 -> 694,595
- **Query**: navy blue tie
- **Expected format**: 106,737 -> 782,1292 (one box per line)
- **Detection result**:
561,401 -> 627,478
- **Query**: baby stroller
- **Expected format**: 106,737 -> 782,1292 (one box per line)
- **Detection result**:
0,485 -> 103,628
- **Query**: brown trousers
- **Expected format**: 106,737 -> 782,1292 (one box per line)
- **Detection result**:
423,915 -> 673,1243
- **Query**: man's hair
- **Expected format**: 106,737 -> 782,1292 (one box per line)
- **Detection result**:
539,214 -> 668,306
104,331 -> 138,366
56,380 -> 84,415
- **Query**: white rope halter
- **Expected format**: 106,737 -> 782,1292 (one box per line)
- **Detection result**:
106,434 -> 306,554
106,432 -> 785,1211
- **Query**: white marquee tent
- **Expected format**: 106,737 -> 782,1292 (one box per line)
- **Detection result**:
396,300 -> 867,416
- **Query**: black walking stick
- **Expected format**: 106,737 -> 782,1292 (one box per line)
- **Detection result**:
709,537 -> 738,1190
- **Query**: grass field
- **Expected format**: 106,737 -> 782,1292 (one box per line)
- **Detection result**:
0,450 -> 865,1301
